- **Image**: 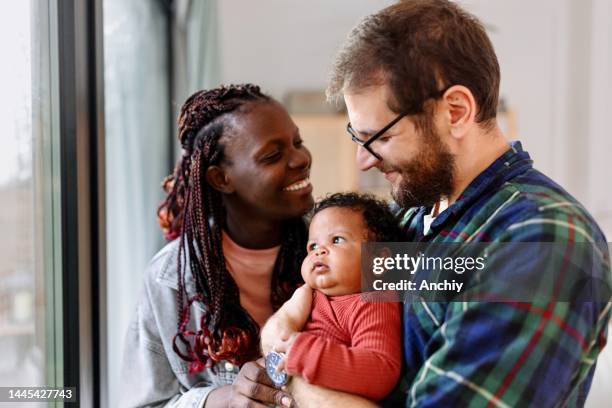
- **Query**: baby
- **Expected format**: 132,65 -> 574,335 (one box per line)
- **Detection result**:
261,192 -> 402,401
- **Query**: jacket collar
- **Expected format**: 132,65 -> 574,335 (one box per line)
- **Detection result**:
155,239 -> 198,295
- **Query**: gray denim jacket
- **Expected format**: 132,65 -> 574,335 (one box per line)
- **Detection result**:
120,240 -> 239,407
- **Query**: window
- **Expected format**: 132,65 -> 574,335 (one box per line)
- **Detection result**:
0,0 -> 62,390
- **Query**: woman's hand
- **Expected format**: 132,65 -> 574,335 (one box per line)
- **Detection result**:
228,358 -> 294,408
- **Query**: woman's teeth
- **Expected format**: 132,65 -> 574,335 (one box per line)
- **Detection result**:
283,178 -> 310,192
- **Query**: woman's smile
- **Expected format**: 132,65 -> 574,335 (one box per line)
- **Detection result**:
282,177 -> 312,193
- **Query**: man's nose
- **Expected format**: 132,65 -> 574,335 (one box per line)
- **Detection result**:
356,145 -> 381,171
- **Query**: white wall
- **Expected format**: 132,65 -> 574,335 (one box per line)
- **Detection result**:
460,0 -> 612,239
217,0 -> 395,100
465,0 -> 581,198
586,0 -> 612,239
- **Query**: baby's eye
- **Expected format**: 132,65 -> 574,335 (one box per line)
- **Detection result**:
307,242 -> 318,252
332,236 -> 346,244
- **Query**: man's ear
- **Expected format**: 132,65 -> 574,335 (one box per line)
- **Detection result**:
205,165 -> 234,194
442,85 -> 477,139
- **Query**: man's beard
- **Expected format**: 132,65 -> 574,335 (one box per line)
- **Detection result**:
390,126 -> 455,208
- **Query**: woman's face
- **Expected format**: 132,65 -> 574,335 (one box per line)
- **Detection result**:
216,100 -> 314,221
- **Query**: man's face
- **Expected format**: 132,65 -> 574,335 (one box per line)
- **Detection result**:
344,85 -> 455,208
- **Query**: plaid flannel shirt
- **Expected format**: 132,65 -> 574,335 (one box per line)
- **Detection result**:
398,141 -> 611,407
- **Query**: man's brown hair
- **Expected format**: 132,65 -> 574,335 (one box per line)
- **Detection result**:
328,0 -> 500,128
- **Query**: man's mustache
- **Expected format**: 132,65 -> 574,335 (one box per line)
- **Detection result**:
377,163 -> 401,174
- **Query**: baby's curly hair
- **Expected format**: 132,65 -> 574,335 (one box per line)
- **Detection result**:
312,192 -> 403,242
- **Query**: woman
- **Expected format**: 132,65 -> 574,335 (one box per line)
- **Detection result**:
120,84 -> 314,407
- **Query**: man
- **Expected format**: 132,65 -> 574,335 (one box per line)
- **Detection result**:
269,1 -> 611,406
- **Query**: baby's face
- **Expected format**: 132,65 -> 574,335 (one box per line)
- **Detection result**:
301,207 -> 369,296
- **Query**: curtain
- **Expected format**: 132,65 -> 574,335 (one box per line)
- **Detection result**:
172,0 -> 220,148
103,0 -> 170,405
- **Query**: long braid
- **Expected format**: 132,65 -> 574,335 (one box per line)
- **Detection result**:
270,220 -> 308,308
157,84 -> 307,373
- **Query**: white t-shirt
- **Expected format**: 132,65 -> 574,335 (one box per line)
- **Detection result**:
423,198 -> 449,236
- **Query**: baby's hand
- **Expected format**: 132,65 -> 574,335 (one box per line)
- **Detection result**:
281,284 -> 313,327
273,353 -> 286,373
261,284 -> 313,355
272,331 -> 300,355
269,329 -> 298,374
262,320 -> 299,354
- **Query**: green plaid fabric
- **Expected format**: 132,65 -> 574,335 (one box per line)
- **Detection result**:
398,141 -> 611,407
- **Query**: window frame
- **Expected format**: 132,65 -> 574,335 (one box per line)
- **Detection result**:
54,0 -> 106,405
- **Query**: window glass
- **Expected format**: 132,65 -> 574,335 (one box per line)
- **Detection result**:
0,0 -> 61,390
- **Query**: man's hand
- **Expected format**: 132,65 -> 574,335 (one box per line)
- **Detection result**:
288,376 -> 378,408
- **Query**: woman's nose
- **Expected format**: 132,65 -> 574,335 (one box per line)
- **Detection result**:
356,145 -> 380,171
288,145 -> 312,170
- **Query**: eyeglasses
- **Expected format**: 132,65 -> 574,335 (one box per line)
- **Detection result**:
346,112 -> 406,160
346,86 -> 451,160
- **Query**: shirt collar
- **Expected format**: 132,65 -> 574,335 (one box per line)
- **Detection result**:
427,140 -> 533,231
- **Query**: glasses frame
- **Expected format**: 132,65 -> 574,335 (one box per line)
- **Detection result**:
346,86 -> 452,160
346,113 -> 406,160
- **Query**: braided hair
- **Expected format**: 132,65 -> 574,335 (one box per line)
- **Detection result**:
157,84 -> 308,373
